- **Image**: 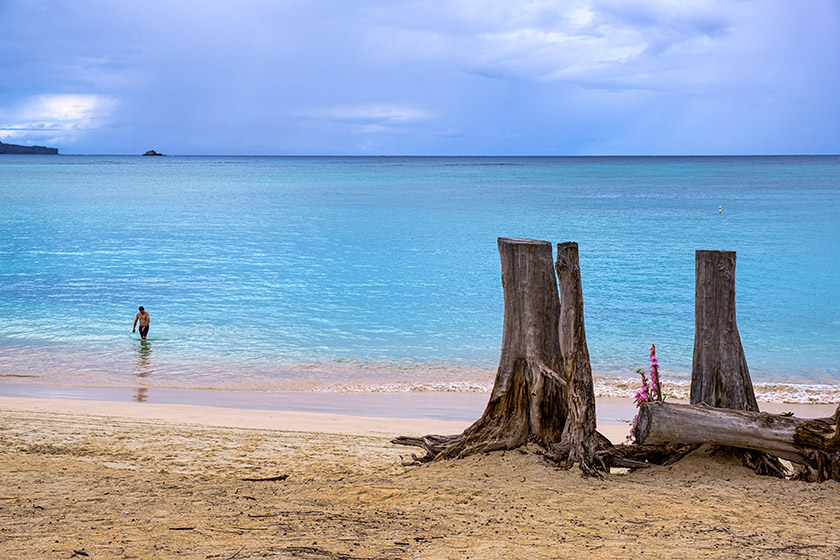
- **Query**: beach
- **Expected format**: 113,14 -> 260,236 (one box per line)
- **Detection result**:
4,0 -> 840,554
2,153 -> 838,559
2,394 -> 839,559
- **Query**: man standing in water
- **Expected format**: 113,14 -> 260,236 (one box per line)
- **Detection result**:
132,306 -> 150,340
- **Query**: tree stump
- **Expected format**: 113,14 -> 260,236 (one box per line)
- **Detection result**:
394,239 -> 611,476
549,242 -> 609,474
690,250 -> 784,476
691,250 -> 758,410
393,238 -> 568,459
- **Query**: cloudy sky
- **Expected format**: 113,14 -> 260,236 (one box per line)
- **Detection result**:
1,0 -> 838,155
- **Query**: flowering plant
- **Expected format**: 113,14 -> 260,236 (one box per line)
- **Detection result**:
628,344 -> 665,442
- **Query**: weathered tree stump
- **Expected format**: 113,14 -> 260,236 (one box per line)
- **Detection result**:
634,401 -> 840,482
690,250 -> 785,476
393,238 -> 568,460
548,242 -> 611,475
691,250 -> 757,411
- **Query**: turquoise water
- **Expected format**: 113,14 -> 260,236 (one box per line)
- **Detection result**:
1,155 -> 838,400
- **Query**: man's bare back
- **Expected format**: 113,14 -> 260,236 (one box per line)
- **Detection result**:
132,306 -> 150,339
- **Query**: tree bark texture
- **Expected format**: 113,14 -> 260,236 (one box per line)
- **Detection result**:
635,402 -> 803,463
549,242 -> 605,474
634,402 -> 840,482
689,251 -> 787,476
393,238 -> 568,459
691,250 -> 758,411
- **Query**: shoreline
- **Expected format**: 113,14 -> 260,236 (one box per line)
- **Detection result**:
0,389 -> 636,443
0,395 -> 473,439
1,384 -> 836,445
3,364 -> 839,404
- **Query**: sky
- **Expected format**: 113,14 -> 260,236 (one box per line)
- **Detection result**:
1,0 -> 839,156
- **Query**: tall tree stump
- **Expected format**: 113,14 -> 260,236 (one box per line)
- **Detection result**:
549,242 -> 608,474
690,250 -> 783,476
394,239 -> 610,476
691,250 -> 758,410
393,238 -> 568,459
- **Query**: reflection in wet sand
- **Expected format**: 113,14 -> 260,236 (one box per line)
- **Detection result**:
134,340 -> 153,402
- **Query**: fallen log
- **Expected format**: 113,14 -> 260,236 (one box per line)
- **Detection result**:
633,401 -> 840,481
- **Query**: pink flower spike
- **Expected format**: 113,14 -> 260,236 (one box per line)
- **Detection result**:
633,345 -> 665,408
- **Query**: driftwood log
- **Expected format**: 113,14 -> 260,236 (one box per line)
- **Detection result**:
634,401 -> 840,482
393,238 -> 609,475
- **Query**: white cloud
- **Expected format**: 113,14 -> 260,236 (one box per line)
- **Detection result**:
367,0 -> 735,89
0,94 -> 116,144
474,27 -> 649,82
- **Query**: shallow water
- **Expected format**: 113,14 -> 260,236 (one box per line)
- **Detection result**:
1,155 -> 838,401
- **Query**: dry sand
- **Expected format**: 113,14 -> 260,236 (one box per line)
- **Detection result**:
1,396 -> 839,559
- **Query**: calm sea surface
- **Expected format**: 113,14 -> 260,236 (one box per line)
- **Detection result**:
1,155 -> 838,402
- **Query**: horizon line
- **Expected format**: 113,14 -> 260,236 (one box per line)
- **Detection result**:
17,152 -> 840,158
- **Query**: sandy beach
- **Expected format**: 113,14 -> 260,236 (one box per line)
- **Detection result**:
1,394 -> 839,560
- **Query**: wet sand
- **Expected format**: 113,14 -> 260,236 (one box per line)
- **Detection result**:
1,394 -> 839,559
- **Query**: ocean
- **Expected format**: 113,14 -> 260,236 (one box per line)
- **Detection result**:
1,155 -> 838,403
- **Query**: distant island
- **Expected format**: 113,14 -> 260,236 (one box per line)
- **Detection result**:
142,150 -> 165,156
0,140 -> 59,155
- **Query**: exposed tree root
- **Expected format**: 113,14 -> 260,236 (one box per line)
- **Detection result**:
546,431 -> 614,477
737,449 -> 787,479
792,406 -> 840,482
392,361 -> 564,462
605,442 -> 700,469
